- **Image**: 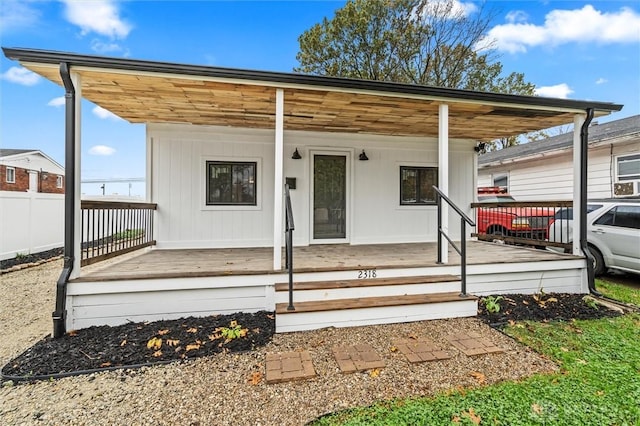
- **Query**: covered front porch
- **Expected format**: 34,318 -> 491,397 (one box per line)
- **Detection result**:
75,241 -> 578,281
1,47 -> 621,336
65,242 -> 587,332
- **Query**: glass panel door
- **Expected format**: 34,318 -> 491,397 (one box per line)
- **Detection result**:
313,155 -> 346,240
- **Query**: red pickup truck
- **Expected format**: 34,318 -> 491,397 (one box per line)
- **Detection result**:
476,188 -> 556,241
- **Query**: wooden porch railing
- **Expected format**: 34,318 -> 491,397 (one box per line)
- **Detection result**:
470,200 -> 573,250
81,200 -> 157,266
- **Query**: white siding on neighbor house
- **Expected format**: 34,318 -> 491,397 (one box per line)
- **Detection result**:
478,140 -> 639,200
0,153 -> 64,175
0,191 -> 64,260
149,124 -> 476,248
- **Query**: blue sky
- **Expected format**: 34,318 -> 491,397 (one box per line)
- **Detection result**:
1,0 -> 639,196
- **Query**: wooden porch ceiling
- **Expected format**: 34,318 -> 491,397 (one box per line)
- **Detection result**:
26,63 -> 596,140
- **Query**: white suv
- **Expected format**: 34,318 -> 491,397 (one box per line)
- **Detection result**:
547,199 -> 640,276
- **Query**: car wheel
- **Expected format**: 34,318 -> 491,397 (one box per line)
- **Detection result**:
488,226 -> 507,236
586,245 -> 605,276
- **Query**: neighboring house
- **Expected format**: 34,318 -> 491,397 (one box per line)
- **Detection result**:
3,48 -> 623,336
0,149 -> 65,260
0,149 -> 65,193
478,115 -> 640,200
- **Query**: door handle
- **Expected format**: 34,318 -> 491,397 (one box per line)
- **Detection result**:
594,228 -> 606,234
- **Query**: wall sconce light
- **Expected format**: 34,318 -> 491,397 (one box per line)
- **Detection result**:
474,142 -> 486,153
359,150 -> 369,161
292,148 -> 302,160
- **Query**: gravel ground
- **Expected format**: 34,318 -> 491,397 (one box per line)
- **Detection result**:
1,261 -> 558,426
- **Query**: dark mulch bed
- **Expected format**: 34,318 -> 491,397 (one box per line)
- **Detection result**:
3,294 -> 623,381
477,293 -> 622,327
2,311 -> 275,380
0,247 -> 63,270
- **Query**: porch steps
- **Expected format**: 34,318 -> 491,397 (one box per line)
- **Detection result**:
274,275 -> 478,333
274,275 -> 460,302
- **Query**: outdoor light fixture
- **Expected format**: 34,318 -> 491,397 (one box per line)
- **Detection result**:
359,150 -> 369,161
474,142 -> 487,153
292,148 -> 302,159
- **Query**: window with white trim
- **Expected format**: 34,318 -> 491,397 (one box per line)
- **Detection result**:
6,167 -> 15,183
56,175 -> 63,188
206,161 -> 257,205
493,174 -> 508,189
400,166 -> 438,205
617,154 -> 640,181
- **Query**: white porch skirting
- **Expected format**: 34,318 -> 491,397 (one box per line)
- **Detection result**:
65,258 -> 587,331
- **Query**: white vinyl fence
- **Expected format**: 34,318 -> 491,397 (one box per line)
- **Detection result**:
0,191 -> 64,260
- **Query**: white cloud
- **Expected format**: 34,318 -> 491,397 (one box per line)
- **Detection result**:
481,5 -> 640,53
535,83 -> 574,99
505,10 -> 528,24
88,145 -> 116,156
421,0 -> 477,18
92,106 -> 122,120
90,39 -> 124,53
0,66 -> 40,86
595,78 -> 608,85
48,96 -> 66,107
0,0 -> 40,33
62,0 -> 132,39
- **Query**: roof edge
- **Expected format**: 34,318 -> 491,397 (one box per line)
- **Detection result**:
3,47 -> 624,113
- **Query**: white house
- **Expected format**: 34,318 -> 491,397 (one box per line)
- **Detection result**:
2,47 -> 623,336
0,149 -> 65,260
478,115 -> 640,200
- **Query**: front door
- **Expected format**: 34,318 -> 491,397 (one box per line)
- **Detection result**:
312,153 -> 348,242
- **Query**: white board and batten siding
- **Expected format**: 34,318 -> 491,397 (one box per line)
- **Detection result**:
478,140 -> 639,200
0,191 -> 63,260
148,123 -> 477,248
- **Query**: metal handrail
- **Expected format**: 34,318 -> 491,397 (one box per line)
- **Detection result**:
284,184 -> 295,310
433,185 -> 475,296
80,200 -> 157,266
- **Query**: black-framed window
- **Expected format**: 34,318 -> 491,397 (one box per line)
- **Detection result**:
400,166 -> 438,205
206,161 -> 257,206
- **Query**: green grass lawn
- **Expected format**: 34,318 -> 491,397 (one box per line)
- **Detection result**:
312,313 -> 640,426
596,278 -> 640,306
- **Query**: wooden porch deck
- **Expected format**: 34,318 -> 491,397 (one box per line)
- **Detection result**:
75,241 -> 577,282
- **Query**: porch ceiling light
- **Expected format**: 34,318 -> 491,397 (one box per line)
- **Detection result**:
359,150 -> 369,161
292,148 -> 302,160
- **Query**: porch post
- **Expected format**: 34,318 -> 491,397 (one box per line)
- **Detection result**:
71,71 -> 82,279
273,88 -> 284,270
438,103 -> 449,263
572,113 -> 585,256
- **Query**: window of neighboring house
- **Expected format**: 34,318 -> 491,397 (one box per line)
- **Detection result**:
400,166 -> 438,205
617,154 -> 640,181
56,175 -> 63,188
493,174 -> 508,189
593,205 -> 640,229
206,161 -> 257,205
6,167 -> 15,183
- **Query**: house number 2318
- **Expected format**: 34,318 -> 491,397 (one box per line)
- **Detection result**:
358,269 -> 377,279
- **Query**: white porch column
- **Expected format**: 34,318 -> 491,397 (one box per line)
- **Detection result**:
572,113 -> 586,256
273,89 -> 284,270
438,103 -> 449,263
70,72 -> 82,279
